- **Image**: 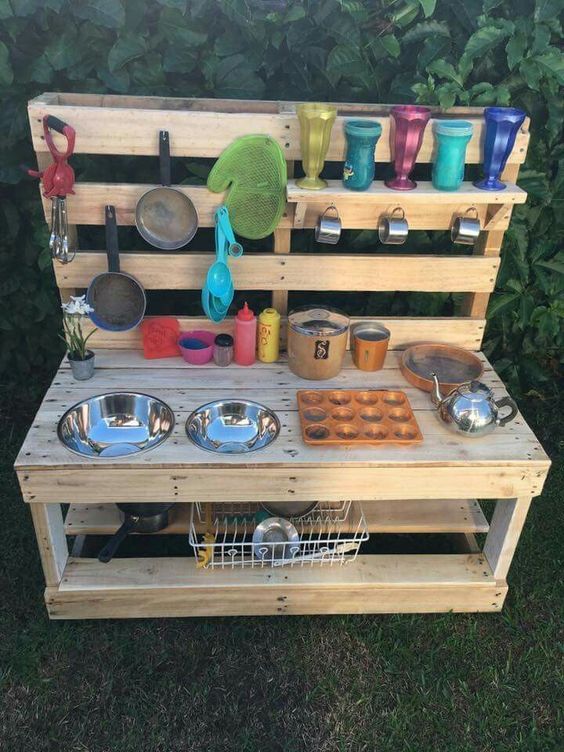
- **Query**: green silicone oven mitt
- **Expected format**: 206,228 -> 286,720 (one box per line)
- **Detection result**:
207,135 -> 287,240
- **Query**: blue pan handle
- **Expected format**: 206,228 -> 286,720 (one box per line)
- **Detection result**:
105,205 -> 120,273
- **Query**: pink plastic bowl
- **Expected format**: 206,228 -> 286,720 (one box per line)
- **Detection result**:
178,330 -> 215,365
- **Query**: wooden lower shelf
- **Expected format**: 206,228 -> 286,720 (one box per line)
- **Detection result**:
64,499 -> 489,536
45,554 -> 505,619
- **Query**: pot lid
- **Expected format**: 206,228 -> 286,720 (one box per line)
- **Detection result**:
455,380 -> 491,398
288,306 -> 349,336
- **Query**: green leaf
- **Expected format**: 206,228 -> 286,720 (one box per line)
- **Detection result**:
285,4 -> 306,21
214,31 -> 246,57
108,34 -> 147,72
327,45 -> 365,78
163,46 -> 197,73
214,54 -> 265,98
44,31 -> 86,71
403,21 -> 450,45
427,59 -> 463,86
0,41 -> 13,86
506,33 -> 528,71
0,0 -> 13,20
518,170 -> 551,202
435,82 -> 463,108
537,259 -> 564,275
461,23 -> 514,64
157,0 -> 187,9
519,58 -> 542,90
534,0 -> 562,22
72,0 -> 125,28
418,0 -> 436,16
532,24 -> 551,54
488,292 -> 520,318
379,34 -> 401,58
419,35 -> 450,69
535,49 -> 564,84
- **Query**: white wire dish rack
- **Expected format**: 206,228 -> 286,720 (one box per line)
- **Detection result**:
188,500 -> 368,569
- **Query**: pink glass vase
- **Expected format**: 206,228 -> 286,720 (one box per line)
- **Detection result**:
385,105 -> 432,191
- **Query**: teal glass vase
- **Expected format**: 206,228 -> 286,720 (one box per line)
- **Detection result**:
342,120 -> 382,191
432,120 -> 473,191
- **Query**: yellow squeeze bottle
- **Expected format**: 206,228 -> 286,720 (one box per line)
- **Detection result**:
257,307 -> 280,363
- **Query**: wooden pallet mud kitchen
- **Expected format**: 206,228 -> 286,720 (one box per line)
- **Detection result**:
16,94 -> 550,619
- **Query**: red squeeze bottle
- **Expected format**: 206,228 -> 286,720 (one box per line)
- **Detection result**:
234,302 -> 257,366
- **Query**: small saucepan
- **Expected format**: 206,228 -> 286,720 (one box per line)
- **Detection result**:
87,205 -> 146,331
135,130 -> 198,250
98,502 -> 175,563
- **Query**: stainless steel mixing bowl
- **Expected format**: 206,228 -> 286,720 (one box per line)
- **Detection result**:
57,392 -> 175,458
185,399 -> 280,454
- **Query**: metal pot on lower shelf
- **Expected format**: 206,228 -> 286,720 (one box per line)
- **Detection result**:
97,502 -> 174,563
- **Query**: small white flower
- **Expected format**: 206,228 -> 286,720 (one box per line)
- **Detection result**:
62,295 -> 94,316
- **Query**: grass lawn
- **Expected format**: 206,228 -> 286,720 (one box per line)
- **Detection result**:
0,373 -> 562,752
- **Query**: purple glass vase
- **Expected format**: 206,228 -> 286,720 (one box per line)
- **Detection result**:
474,107 -> 526,191
385,105 -> 432,191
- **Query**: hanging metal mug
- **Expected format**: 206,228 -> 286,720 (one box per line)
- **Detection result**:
315,205 -> 341,244
451,206 -> 481,245
378,207 -> 408,245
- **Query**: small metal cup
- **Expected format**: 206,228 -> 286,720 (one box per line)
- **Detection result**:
378,207 -> 408,245
451,207 -> 481,245
315,205 -> 341,244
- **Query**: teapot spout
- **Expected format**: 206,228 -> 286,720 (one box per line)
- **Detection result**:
430,372 -> 442,406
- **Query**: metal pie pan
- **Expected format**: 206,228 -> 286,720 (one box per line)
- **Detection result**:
57,392 -> 175,458
252,517 -> 300,561
185,399 -> 280,454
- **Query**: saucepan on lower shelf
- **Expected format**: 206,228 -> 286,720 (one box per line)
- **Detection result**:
98,502 -> 174,563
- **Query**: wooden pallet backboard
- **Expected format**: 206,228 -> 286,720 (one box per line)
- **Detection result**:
28,93 -> 530,349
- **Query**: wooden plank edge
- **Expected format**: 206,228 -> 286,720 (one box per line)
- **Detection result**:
76,316 -> 487,353
44,582 -> 508,619
63,499 -> 490,536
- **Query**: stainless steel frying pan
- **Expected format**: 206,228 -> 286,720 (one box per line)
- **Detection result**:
135,130 -> 198,250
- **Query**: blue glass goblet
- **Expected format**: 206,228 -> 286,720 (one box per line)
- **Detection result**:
474,107 -> 526,191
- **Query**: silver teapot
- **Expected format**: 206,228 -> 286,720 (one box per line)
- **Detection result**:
430,373 -> 518,438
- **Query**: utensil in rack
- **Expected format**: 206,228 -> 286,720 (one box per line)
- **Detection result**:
196,503 -> 215,568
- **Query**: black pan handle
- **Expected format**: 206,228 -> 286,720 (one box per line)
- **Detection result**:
159,130 -> 171,187
98,516 -> 137,563
45,115 -> 69,134
495,396 -> 519,427
105,205 -> 120,274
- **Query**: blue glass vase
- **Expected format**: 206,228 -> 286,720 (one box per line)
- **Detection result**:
342,120 -> 382,191
432,120 -> 473,192
474,107 -> 526,191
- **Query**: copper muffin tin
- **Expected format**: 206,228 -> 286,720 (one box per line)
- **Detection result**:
297,389 -> 423,446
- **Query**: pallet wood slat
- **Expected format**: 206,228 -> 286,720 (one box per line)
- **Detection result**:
39,181 -> 523,230
18,466 -> 547,505
28,93 -> 530,164
54,252 -> 500,293
64,499 -> 489,535
78,317 -> 487,352
44,582 -> 507,619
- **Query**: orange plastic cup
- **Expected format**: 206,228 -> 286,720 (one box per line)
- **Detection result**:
352,322 -> 390,371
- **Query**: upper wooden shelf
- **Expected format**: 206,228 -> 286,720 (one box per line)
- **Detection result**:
28,93 -> 530,165
286,180 -> 528,206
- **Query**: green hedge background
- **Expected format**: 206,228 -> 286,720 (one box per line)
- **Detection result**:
0,0 -> 562,393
